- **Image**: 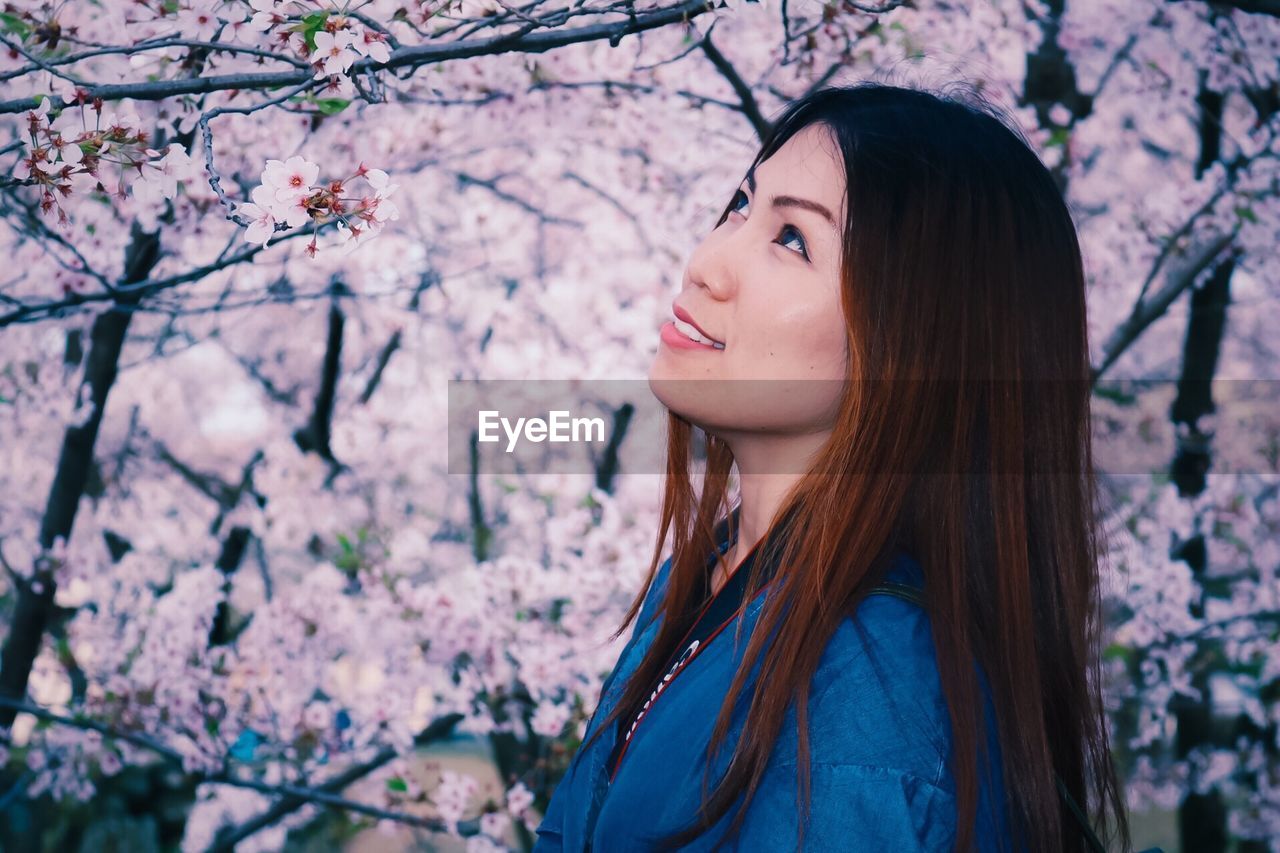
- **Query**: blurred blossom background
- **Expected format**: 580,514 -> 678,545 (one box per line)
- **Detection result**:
0,0 -> 1277,850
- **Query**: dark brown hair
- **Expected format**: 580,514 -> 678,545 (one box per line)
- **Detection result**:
580,81 -> 1131,852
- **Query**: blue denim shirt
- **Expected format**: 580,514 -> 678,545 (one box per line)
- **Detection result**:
533,543 -> 1014,851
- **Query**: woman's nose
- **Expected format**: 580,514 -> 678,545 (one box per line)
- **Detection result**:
684,222 -> 746,301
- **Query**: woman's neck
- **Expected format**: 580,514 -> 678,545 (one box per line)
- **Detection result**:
709,543 -> 738,598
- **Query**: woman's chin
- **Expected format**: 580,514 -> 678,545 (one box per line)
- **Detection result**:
647,379 -> 736,433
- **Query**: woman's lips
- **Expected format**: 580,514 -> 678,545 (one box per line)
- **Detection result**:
660,320 -> 724,351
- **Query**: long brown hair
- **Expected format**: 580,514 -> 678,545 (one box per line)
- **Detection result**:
581,81 -> 1131,852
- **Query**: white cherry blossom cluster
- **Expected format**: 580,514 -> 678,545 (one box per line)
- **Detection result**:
14,96 -> 197,229
240,1 -> 393,96
238,156 -> 400,256
8,481 -> 658,848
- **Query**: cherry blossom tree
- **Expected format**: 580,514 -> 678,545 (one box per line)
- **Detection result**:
0,0 -> 1277,850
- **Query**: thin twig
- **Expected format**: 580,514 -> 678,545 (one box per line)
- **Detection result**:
196,80 -> 320,227
0,35 -> 311,83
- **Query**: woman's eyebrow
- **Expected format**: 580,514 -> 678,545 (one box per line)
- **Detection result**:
745,166 -> 836,229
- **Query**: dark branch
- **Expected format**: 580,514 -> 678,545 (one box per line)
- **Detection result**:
1171,0 -> 1280,17
593,402 -> 634,494
359,328 -> 403,405
0,223 -> 157,728
0,696 -> 472,845
208,711 -> 468,850
293,296 -> 345,470
0,0 -> 719,115
0,224 -> 326,327
699,29 -> 772,143
1091,231 -> 1238,383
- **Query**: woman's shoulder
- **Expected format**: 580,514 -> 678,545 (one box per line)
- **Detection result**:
701,549 -> 1011,848
785,551 -> 952,784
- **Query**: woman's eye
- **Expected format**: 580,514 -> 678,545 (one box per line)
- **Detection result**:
727,189 -> 809,261
778,225 -> 808,259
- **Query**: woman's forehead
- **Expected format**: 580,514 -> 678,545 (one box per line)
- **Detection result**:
754,127 -> 845,221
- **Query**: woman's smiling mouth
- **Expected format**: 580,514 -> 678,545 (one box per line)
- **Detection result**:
660,320 -> 725,350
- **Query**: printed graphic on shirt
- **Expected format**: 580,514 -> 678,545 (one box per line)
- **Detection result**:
607,503 -> 799,779
622,638 -> 700,747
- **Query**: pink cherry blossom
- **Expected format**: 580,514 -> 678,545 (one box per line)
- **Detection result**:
506,781 -> 534,817
25,95 -> 51,130
479,809 -> 511,839
261,155 -> 319,204
175,4 -> 220,41
360,169 -> 400,225
317,73 -> 356,99
239,184 -> 279,248
312,30 -> 357,78
50,134 -> 83,166
276,191 -> 314,228
133,144 -> 194,204
244,0 -> 284,33
349,24 -> 392,64
434,769 -> 480,836
333,219 -> 373,253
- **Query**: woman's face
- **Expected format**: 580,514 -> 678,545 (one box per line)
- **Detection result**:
649,123 -> 849,438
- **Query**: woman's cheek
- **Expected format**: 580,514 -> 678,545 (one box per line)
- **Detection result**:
805,321 -> 848,375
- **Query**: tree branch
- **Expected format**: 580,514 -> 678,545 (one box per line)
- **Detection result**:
207,710 -> 469,851
1171,0 -> 1280,17
292,296 -> 345,470
0,696 -> 474,845
0,0 -> 720,115
358,328 -> 402,405
699,29 -> 772,143
1091,230 -> 1238,383
0,223 -> 326,327
0,222 -> 157,729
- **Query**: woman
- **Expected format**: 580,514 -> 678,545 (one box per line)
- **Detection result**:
534,82 -> 1134,852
